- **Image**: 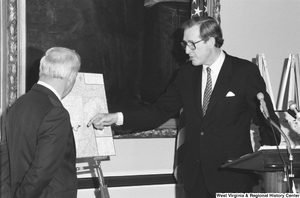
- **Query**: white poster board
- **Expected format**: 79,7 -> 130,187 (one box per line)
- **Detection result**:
62,72 -> 115,158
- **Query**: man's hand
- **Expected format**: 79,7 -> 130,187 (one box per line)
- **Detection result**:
87,113 -> 118,130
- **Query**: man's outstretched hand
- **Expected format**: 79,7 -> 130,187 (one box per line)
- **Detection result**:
87,113 -> 118,130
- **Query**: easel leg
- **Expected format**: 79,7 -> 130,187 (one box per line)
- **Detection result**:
94,158 -> 110,198
277,54 -> 292,110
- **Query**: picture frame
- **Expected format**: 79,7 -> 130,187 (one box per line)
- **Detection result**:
0,0 -> 26,141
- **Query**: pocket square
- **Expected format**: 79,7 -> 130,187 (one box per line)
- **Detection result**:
226,91 -> 235,97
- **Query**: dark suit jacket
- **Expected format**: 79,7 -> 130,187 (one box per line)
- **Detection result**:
122,53 -> 281,194
6,84 -> 77,198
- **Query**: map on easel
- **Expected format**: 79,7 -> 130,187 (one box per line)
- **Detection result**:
62,72 -> 115,158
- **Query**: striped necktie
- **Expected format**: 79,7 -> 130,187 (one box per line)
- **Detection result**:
202,67 -> 212,115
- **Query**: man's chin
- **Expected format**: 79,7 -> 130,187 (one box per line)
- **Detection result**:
191,60 -> 201,66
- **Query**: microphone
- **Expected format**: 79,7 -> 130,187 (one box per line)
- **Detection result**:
288,100 -> 300,120
257,92 -> 270,119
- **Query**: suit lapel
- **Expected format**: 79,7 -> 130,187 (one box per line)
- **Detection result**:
205,55 -> 233,116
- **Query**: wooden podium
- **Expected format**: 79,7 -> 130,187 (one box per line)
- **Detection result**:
221,148 -> 300,171
221,147 -> 300,192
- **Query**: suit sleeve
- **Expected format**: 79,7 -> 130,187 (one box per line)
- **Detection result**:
122,68 -> 183,131
246,64 -> 281,145
16,107 -> 71,197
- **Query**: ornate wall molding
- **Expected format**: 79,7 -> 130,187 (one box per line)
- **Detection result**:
7,0 -> 26,106
0,0 -> 26,141
0,0 -> 8,141
213,0 -> 221,24
7,0 -> 18,107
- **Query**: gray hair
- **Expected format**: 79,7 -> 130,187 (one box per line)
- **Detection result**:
39,47 -> 81,80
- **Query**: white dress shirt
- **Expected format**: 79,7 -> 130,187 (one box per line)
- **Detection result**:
201,50 -> 225,104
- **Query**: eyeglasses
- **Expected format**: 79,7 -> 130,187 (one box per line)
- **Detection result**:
181,39 -> 203,50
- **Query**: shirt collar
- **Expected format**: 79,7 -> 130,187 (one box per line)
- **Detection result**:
37,81 -> 62,100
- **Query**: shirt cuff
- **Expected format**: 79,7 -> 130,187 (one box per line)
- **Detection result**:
116,112 -> 124,125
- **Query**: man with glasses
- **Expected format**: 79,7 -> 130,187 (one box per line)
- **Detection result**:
88,16 -> 280,197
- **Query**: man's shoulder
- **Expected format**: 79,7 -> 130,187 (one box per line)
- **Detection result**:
225,52 -> 256,67
223,53 -> 259,76
30,84 -> 63,107
10,86 -> 62,113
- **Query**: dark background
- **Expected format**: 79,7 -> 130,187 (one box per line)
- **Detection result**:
26,0 -> 190,129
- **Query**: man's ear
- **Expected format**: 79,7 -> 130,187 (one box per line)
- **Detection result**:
208,37 -> 216,48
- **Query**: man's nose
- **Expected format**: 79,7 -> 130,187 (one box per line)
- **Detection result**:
185,46 -> 191,54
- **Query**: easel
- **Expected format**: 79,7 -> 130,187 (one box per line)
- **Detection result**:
256,53 -> 276,107
77,156 -> 110,198
274,54 -> 300,193
94,157 -> 110,198
62,72 -> 114,197
277,54 -> 300,110
276,54 -> 300,148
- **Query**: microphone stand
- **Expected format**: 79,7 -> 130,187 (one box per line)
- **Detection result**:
258,93 -> 295,192
268,119 -> 294,193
